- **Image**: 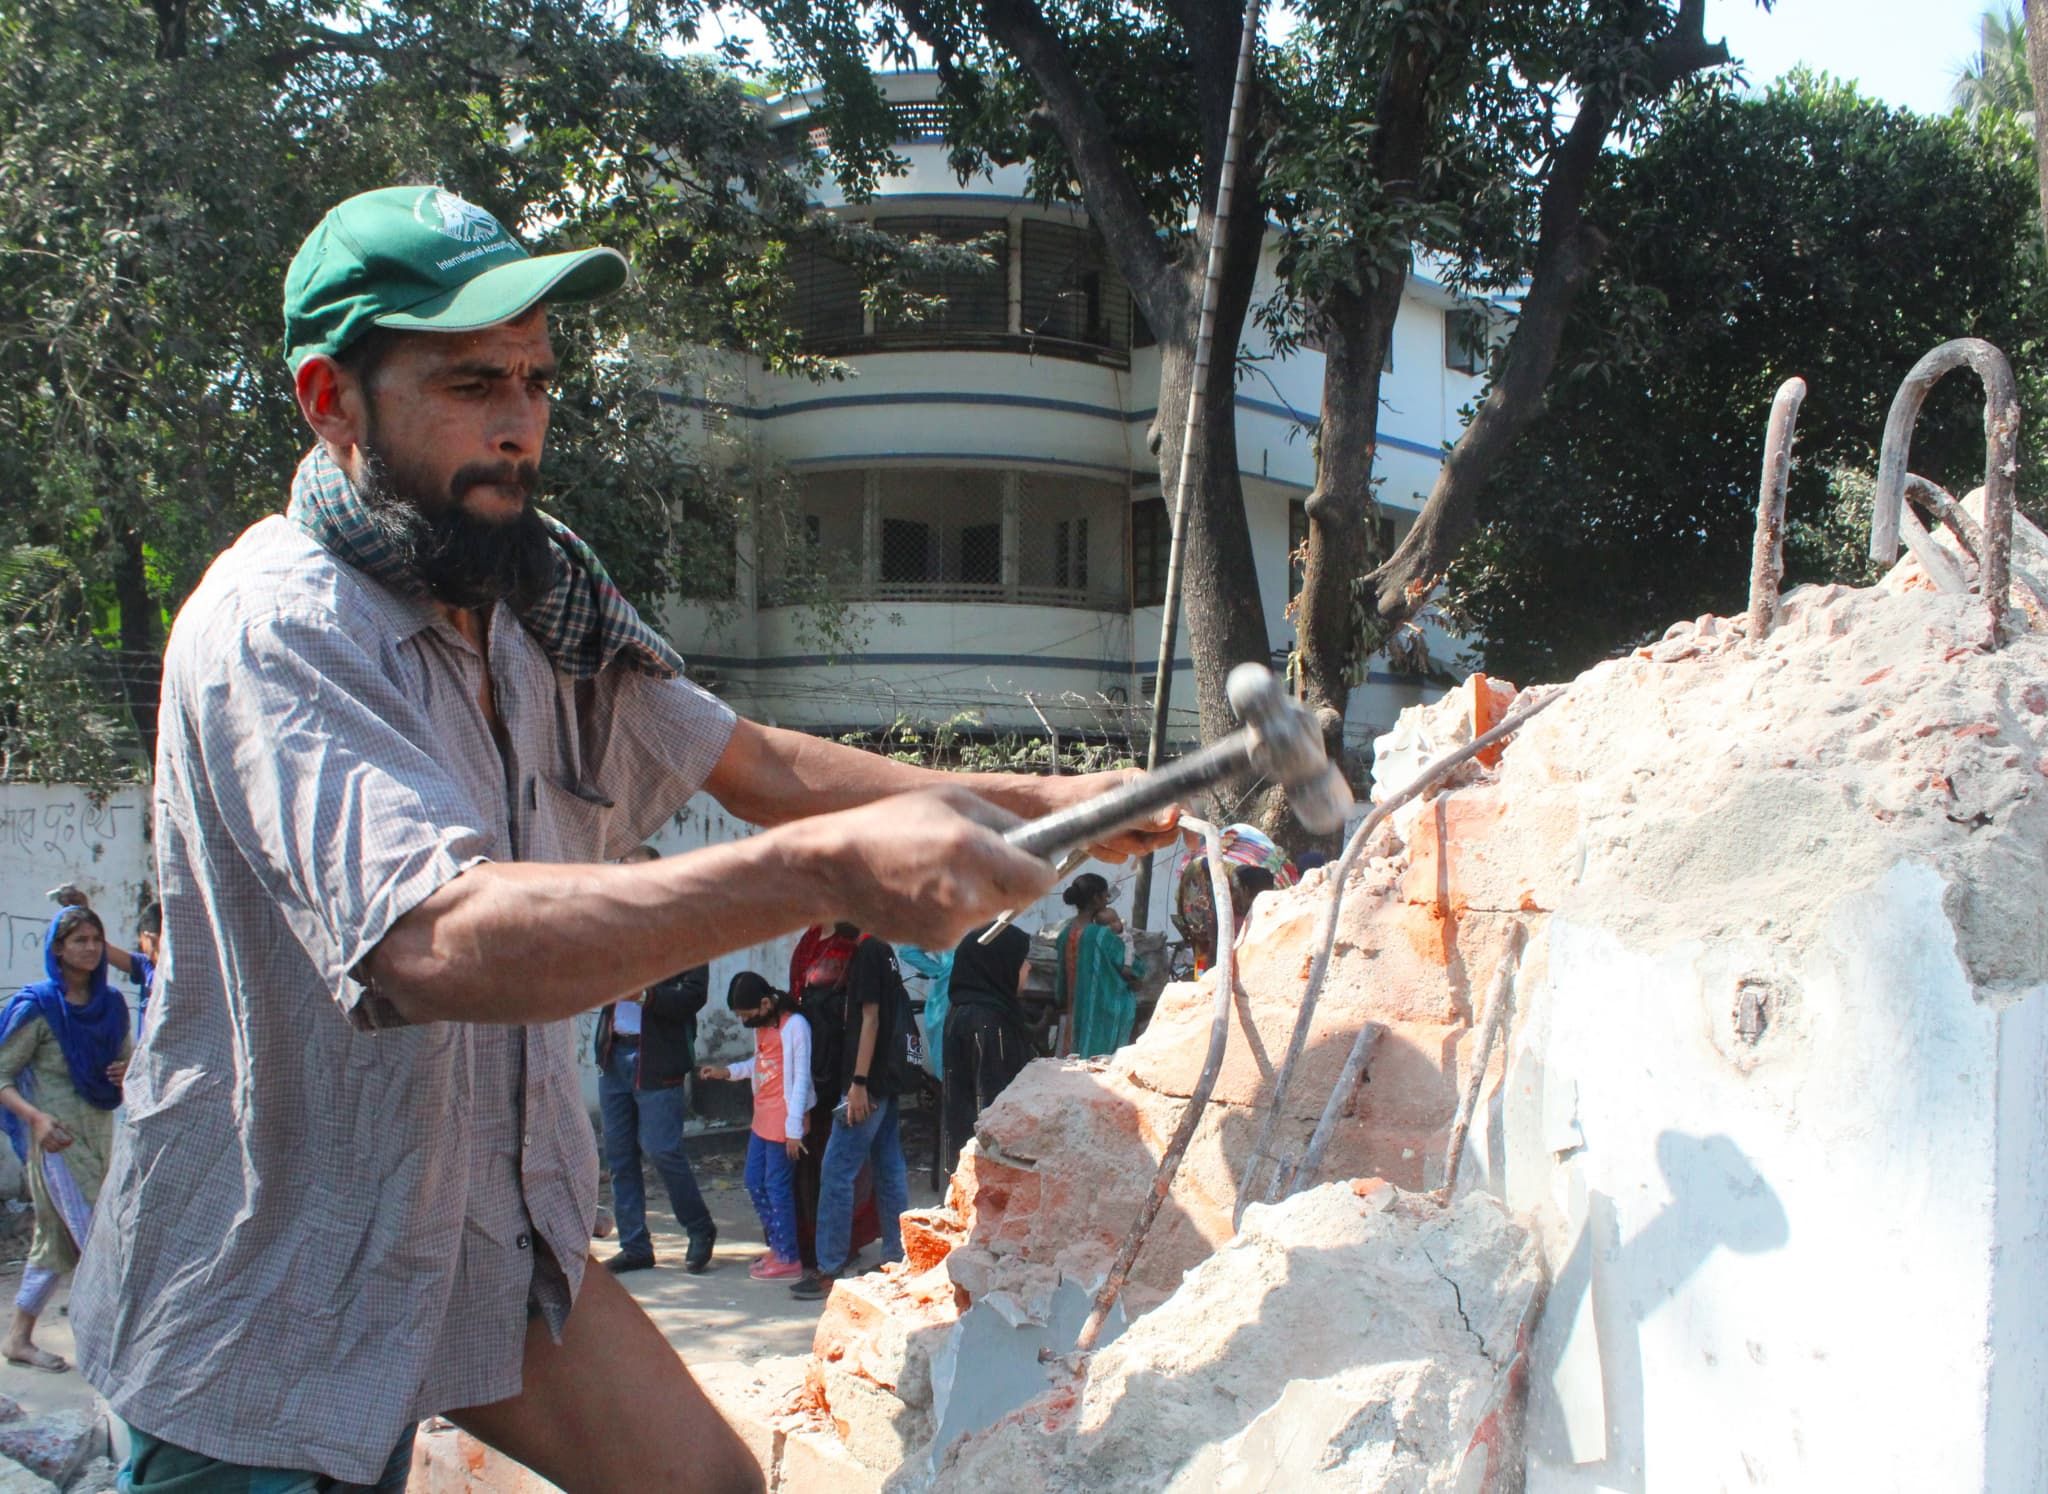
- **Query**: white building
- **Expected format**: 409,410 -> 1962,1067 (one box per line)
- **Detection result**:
660,70 -> 1482,758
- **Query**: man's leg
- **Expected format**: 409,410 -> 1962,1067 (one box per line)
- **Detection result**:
447,1259 -> 763,1494
812,1109 -> 876,1276
598,1052 -> 652,1264
638,1082 -> 716,1263
941,1014 -> 977,1176
870,1096 -> 910,1265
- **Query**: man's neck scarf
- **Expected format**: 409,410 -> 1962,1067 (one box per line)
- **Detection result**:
287,444 -> 683,680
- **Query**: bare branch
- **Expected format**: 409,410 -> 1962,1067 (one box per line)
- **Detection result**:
979,0 -> 1185,327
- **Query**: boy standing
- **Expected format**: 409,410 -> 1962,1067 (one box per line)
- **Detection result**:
792,932 -> 910,1301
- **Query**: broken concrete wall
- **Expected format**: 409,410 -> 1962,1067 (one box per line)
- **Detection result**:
802,560 -> 2048,1489
932,1182 -> 1542,1492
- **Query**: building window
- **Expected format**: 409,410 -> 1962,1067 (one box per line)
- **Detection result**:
786,243 -> 864,345
1444,309 -> 1488,375
1132,497 -> 1169,607
960,522 -> 1001,584
872,216 -> 1008,337
881,517 -> 937,583
1053,517 -> 1089,590
1021,221 -> 1131,352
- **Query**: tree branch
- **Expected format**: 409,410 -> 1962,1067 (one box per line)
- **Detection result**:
1359,1 -> 1728,633
979,0 -> 1185,327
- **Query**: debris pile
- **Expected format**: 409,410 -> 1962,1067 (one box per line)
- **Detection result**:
790,541 -> 2048,1488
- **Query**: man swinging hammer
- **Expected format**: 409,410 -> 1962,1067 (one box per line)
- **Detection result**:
73,187 -> 1170,1493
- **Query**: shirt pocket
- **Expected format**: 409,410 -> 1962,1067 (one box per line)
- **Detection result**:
528,773 -> 614,864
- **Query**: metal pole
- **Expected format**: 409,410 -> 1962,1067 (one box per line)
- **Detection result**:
1132,0 -> 1263,931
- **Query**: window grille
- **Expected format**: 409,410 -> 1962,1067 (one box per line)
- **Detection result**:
786,243 -> 863,345
1020,221 -> 1131,352
872,217 -> 1008,336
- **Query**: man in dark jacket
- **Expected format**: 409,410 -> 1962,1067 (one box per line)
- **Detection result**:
597,846 -> 716,1273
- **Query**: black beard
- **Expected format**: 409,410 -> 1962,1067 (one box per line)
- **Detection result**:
741,1009 -> 780,1028
356,429 -> 557,612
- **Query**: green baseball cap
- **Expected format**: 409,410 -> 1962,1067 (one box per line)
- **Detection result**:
283,185 -> 630,370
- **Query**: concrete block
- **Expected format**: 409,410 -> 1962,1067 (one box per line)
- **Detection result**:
0,1413 -> 99,1487
777,1426 -> 882,1494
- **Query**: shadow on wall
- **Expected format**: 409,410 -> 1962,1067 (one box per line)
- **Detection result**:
1527,1131 -> 1790,1492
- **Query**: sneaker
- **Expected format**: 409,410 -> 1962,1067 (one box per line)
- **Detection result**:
789,1269 -> 836,1301
605,1252 -> 656,1275
750,1255 -> 802,1281
685,1226 -> 718,1274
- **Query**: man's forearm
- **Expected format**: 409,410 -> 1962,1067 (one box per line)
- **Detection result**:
705,720 -> 1053,828
853,1005 -> 879,1082
367,822 -> 834,1026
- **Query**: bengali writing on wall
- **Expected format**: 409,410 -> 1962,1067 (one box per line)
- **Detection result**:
0,786 -> 153,998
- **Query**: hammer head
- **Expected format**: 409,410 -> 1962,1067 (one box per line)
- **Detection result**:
1226,663 -> 1355,835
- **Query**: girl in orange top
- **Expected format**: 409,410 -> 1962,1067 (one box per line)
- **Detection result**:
702,973 -> 812,1281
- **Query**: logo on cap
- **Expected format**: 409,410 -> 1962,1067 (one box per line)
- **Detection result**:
416,188 -> 503,245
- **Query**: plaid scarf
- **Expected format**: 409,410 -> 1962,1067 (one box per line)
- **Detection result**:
287,445 -> 682,680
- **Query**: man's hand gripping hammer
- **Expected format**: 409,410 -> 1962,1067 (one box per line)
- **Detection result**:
979,664 -> 1352,941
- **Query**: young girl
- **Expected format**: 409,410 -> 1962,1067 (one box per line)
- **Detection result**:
0,907 -> 131,1371
701,972 -> 812,1281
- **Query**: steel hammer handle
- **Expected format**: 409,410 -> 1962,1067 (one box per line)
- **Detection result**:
1004,735 -> 1257,862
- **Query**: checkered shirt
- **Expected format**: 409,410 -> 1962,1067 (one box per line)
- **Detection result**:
71,514 -> 734,1483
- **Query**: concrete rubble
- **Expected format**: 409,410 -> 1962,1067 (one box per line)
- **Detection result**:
764,532 -> 2048,1490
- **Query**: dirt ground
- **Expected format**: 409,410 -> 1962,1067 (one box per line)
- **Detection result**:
0,1109 -> 946,1462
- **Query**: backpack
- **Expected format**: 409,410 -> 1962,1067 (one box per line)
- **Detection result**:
863,939 -> 926,1097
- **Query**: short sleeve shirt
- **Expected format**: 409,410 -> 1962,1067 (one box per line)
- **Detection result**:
71,516 -> 735,1483
839,939 -> 904,1100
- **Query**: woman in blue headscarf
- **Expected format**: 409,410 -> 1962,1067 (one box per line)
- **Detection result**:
0,907 -> 131,1371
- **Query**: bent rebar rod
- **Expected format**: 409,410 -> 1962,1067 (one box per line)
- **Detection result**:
1870,338 -> 2020,647
1747,377 -> 1807,639
1434,921 -> 1528,1203
1905,474 -> 2048,620
1234,687 -> 1566,1222
1072,814 -> 1237,1357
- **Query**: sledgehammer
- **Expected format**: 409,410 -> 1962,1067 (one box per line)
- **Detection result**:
978,663 -> 1351,942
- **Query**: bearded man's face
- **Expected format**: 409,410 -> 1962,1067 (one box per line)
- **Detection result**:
345,311 -> 561,610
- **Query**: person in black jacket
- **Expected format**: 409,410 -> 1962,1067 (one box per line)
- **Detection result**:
596,846 -> 717,1274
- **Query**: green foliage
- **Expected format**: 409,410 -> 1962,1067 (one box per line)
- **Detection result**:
1441,74 -> 2048,682
0,547 -> 146,785
842,712 -> 1136,774
1953,6 -> 2033,119
0,0 -> 867,774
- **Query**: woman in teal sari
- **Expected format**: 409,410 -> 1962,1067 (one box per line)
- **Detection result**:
1052,874 -> 1139,1058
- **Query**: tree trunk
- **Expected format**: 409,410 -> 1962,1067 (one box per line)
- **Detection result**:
2026,0 -> 2048,254
112,526 -> 159,764
1265,274 -> 1405,848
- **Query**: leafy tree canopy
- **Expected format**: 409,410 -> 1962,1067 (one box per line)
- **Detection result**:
0,0 -> 863,778
1442,73 -> 2048,684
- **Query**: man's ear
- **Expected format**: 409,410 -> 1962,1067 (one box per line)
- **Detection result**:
294,354 -> 370,449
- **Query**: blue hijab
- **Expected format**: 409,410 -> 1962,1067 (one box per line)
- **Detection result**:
0,911 -> 129,1161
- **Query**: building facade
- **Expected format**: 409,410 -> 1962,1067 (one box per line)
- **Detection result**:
660,71 -> 1485,757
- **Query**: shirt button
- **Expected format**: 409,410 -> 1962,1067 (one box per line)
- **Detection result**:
516,1232 -> 530,1250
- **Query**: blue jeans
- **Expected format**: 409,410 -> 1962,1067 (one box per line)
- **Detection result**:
815,1095 -> 908,1275
743,1133 -> 800,1262
599,1045 -> 713,1258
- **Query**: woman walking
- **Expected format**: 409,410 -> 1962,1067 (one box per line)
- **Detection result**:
940,922 -> 1036,1173
1051,874 -> 1140,1059
0,907 -> 130,1371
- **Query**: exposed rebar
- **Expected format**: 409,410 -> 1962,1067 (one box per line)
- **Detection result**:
1435,922 -> 1528,1203
1234,686 -> 1566,1222
1869,338 -> 2021,648
1073,814 -> 1238,1356
1276,1021 -> 1383,1200
1747,377 -> 1806,639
